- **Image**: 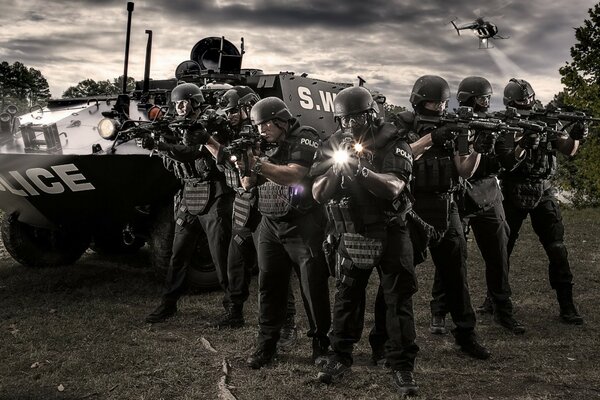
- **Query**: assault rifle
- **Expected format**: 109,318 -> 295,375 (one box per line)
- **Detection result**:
222,124 -> 276,176
419,106 -> 523,155
526,103 -> 600,129
498,107 -> 565,144
198,107 -> 230,135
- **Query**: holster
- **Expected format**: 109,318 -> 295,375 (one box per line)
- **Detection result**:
406,209 -> 438,265
322,234 -> 339,277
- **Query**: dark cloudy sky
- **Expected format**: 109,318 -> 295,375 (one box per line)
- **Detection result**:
0,0 -> 597,110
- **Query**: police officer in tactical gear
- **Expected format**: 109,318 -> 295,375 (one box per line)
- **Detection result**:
440,76 -> 525,334
395,75 -> 491,359
311,86 -> 418,396
496,78 -> 584,325
213,87 -> 299,343
239,97 -> 331,369
145,82 -> 234,323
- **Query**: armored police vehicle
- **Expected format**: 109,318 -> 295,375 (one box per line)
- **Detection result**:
0,28 -> 350,289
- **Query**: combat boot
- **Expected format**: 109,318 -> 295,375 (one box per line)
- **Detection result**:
312,336 -> 331,367
429,313 -> 447,334
494,313 -> 526,334
457,338 -> 491,360
477,296 -> 494,315
215,304 -> 244,329
317,359 -> 350,384
392,370 -> 419,397
145,301 -> 177,324
278,314 -> 298,350
556,284 -> 584,325
370,347 -> 388,367
493,300 -> 525,335
246,346 -> 276,369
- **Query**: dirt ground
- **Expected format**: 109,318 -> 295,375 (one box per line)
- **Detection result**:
0,208 -> 599,399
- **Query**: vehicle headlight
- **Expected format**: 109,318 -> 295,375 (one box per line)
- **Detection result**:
97,118 -> 120,140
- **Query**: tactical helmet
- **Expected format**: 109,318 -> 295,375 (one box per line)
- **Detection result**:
457,76 -> 493,104
219,86 -> 260,113
410,75 -> 450,108
170,82 -> 205,109
250,97 -> 293,125
333,86 -> 378,117
503,78 -> 535,106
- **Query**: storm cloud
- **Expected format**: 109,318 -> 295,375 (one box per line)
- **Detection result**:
0,0 -> 596,109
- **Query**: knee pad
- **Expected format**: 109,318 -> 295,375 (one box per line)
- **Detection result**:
545,241 -> 567,260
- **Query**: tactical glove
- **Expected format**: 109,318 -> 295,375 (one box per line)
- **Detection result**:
430,126 -> 457,146
141,135 -> 155,150
183,127 -> 210,146
569,121 -> 588,140
473,132 -> 497,154
518,132 -> 540,150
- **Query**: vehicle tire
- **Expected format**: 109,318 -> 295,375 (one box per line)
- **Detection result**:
148,203 -> 220,291
0,213 -> 90,268
90,224 -> 145,255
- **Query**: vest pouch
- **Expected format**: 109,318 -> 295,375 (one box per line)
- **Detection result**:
224,168 -> 240,189
342,233 -> 384,270
507,182 -> 544,210
412,194 -> 450,232
183,180 -> 210,215
326,197 -> 364,234
414,156 -> 456,193
233,193 -> 253,227
466,177 -> 501,210
258,181 -> 292,218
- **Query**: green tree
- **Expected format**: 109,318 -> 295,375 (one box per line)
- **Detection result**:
0,61 -> 51,113
557,3 -> 600,207
62,75 -> 136,98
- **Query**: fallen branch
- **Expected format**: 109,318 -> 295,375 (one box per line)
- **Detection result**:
200,337 -> 218,353
217,358 -> 237,400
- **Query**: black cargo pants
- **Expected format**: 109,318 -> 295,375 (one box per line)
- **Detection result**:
163,192 -> 233,306
331,224 -> 419,372
503,189 -> 573,289
256,208 -> 330,351
227,204 -> 296,316
433,199 -> 513,315
428,202 -> 477,344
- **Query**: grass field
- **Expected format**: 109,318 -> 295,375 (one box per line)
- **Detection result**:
1,208 -> 599,400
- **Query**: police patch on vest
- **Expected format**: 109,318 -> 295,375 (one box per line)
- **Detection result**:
342,233 -> 384,269
183,180 -> 211,215
300,138 -> 319,148
395,147 -> 413,163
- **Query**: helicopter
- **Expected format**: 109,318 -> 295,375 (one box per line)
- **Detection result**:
451,17 -> 509,49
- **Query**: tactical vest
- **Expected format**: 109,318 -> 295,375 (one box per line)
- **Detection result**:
501,129 -> 557,210
257,181 -> 294,218
324,126 -> 411,269
257,123 -> 318,219
223,168 -> 240,190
